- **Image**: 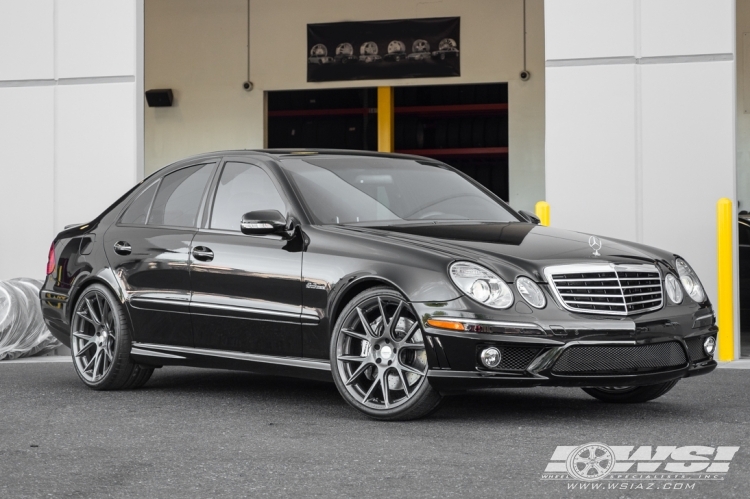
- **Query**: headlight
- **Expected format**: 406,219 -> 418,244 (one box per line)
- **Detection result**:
664,274 -> 683,304
516,276 -> 546,309
449,262 -> 514,309
675,258 -> 706,302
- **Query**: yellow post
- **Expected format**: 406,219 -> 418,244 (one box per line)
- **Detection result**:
535,201 -> 550,227
717,198 -> 734,361
377,86 -> 394,153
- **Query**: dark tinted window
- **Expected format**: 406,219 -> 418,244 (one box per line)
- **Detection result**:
210,162 -> 286,231
120,180 -> 159,225
148,164 -> 213,227
740,220 -> 750,246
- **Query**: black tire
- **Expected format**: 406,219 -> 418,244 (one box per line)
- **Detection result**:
582,380 -> 679,403
330,287 -> 442,421
122,364 -> 155,389
70,283 -> 151,390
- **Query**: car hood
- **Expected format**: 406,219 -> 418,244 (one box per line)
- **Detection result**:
346,222 -> 675,282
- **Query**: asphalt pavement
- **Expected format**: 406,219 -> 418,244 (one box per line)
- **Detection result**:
1,361 -> 749,499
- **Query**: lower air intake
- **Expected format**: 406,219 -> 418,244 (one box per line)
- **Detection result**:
685,336 -> 709,363
483,346 -> 541,371
551,342 -> 687,375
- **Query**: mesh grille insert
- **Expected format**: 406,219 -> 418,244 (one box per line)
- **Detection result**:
480,346 -> 541,371
551,342 -> 687,374
685,337 -> 708,362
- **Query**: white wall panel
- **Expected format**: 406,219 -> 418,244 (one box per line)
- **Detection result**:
545,0 -> 634,60
641,0 -> 734,57
641,61 -> 734,305
57,0 -> 136,78
56,83 -> 137,231
0,87 -> 54,280
545,64 -> 637,240
0,0 -> 54,81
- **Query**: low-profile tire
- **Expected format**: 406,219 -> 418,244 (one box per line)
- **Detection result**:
122,364 -> 154,389
582,380 -> 679,403
330,287 -> 442,421
70,283 -> 148,390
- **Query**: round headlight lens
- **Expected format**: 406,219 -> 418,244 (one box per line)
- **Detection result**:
516,276 -> 546,309
449,262 -> 514,309
676,258 -> 706,302
664,274 -> 683,304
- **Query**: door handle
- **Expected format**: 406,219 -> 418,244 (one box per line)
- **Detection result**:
192,246 -> 214,262
113,241 -> 132,256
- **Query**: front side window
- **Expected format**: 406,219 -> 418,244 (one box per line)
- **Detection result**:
148,164 -> 214,227
210,162 -> 286,231
280,157 -> 520,225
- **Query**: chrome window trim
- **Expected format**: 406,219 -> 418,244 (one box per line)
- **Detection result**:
543,263 -> 663,316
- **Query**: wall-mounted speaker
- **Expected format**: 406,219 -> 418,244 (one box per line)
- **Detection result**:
145,89 -> 174,107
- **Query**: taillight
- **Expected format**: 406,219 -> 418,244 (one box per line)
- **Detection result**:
46,243 -> 56,275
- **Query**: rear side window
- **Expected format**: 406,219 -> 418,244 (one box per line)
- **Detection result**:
148,164 -> 214,227
210,162 -> 286,231
120,181 -> 159,225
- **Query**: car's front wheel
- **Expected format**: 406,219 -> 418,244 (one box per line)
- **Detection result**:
582,381 -> 679,403
330,287 -> 442,420
70,283 -> 153,390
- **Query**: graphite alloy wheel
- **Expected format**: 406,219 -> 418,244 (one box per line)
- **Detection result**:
582,380 -> 679,403
70,283 -> 153,390
331,287 -> 442,420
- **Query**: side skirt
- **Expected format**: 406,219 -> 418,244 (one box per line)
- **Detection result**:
130,342 -> 333,382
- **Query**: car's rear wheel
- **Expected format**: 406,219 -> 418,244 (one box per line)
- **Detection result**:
582,381 -> 679,403
70,284 -> 153,390
331,287 -> 442,420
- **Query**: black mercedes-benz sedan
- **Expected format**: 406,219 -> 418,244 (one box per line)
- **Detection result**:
40,150 -> 717,420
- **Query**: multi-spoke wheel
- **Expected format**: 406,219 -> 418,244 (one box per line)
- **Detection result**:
582,380 -> 679,403
331,287 -> 442,420
71,284 -> 153,390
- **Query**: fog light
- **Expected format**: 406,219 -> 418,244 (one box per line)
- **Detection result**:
704,337 -> 716,356
480,347 -> 502,368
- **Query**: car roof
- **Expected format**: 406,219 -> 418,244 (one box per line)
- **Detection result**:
163,149 -> 440,168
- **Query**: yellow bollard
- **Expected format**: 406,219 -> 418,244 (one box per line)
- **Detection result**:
377,87 -> 394,153
717,197 -> 734,361
535,201 -> 550,227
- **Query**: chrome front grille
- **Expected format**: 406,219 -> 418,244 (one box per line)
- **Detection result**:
544,264 -> 663,316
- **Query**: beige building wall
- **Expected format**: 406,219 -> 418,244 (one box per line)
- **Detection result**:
145,0 -> 545,211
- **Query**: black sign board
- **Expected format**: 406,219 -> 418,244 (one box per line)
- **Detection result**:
307,17 -> 460,82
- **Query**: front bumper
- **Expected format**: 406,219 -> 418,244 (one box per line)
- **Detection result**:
414,297 -> 717,392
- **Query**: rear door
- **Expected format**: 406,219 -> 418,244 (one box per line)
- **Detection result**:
189,160 -> 303,356
103,162 -> 217,346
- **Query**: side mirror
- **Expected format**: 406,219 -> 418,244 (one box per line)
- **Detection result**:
519,210 -> 541,225
240,210 -> 288,235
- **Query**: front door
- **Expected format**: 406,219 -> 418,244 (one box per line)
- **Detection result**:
103,162 -> 216,346
189,161 -> 303,356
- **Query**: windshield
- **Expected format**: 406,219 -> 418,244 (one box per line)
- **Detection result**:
280,156 -> 520,225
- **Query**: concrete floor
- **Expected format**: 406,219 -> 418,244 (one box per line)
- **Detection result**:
0,361 -> 748,498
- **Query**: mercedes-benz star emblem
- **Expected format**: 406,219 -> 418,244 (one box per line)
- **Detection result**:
588,236 -> 603,257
